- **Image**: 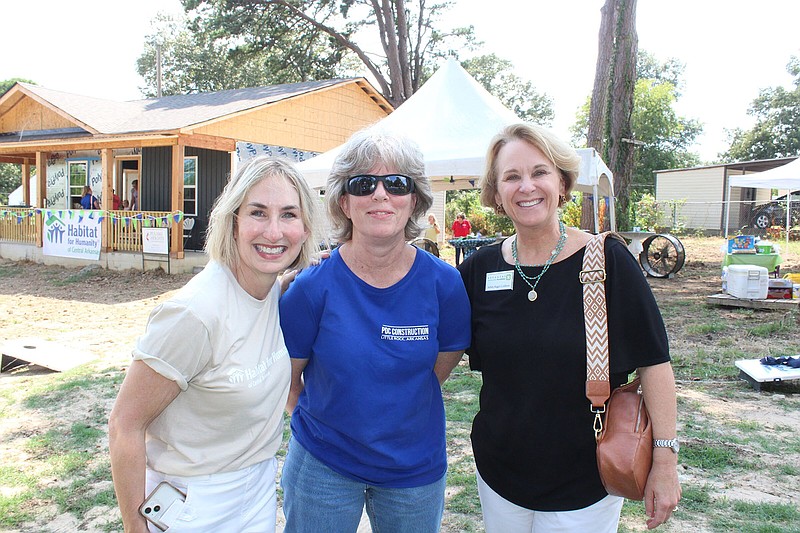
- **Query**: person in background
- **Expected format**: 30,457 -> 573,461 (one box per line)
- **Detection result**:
458,123 -> 680,532
108,157 -> 320,533
80,185 -> 100,210
424,213 -> 441,243
112,189 -> 122,210
451,212 -> 472,265
122,199 -> 130,210
279,128 -> 470,533
130,179 -> 139,210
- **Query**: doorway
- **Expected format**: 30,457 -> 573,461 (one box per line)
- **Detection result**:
116,158 -> 141,209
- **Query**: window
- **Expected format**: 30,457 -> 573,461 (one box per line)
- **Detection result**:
183,156 -> 198,216
68,161 -> 88,208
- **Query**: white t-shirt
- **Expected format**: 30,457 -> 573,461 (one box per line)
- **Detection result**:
133,261 -> 290,476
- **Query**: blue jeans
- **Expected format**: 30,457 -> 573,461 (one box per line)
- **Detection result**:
281,439 -> 446,533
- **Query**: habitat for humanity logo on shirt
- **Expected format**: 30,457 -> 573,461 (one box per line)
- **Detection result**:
381,324 -> 429,341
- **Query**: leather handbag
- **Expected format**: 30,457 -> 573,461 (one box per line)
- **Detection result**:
581,231 -> 653,501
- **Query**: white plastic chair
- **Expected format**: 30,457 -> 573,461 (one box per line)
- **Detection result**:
183,217 -> 195,248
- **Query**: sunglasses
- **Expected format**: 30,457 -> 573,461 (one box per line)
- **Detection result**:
345,174 -> 416,196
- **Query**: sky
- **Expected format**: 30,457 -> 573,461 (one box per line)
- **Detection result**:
2,0 -> 799,162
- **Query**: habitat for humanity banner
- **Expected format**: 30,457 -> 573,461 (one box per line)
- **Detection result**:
43,210 -> 102,260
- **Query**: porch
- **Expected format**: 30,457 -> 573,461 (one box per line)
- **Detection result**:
0,207 -> 208,274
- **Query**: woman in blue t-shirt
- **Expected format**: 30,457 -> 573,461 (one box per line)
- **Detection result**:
80,185 -> 99,209
280,128 -> 471,533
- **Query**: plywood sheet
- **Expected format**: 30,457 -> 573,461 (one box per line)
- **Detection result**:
0,337 -> 95,373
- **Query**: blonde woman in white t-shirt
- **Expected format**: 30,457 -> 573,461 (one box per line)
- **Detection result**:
109,157 -> 321,533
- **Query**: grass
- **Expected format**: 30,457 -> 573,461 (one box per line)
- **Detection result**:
0,368 -> 120,530
2,237 -> 800,532
0,262 -> 23,279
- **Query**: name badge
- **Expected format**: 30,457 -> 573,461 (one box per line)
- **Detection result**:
485,270 -> 514,291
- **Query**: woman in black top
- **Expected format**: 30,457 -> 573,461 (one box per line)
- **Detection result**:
458,124 -> 680,532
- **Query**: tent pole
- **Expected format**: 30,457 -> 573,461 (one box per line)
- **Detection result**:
608,189 -> 616,232
723,181 -> 731,241
592,184 -> 600,233
786,193 -> 791,248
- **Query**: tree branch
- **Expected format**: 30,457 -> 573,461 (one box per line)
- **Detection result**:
258,0 -> 393,100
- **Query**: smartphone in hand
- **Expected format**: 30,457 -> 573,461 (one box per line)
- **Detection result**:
139,481 -> 186,531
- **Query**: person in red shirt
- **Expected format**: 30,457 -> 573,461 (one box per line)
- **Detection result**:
451,212 -> 472,265
112,190 -> 122,210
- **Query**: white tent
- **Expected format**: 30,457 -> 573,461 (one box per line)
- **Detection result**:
296,58 -> 615,232
725,157 -> 800,245
8,177 -> 37,206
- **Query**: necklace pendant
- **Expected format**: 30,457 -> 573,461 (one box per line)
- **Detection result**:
527,289 -> 538,302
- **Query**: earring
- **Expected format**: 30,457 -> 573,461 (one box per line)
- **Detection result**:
559,194 -> 566,205
496,203 -> 505,215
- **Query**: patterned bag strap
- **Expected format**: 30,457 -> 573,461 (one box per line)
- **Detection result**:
581,231 -> 627,439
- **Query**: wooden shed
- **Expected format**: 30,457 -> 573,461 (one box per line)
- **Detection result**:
0,79 -> 391,271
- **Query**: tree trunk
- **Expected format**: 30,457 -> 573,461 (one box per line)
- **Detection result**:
394,0 -> 413,98
587,0 -> 616,154
582,0 -> 617,231
609,0 -> 638,229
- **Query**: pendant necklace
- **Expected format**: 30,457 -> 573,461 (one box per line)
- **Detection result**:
512,219 -> 567,302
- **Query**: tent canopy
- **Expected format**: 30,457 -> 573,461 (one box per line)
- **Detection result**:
728,157 -> 800,190
724,157 -> 799,244
296,59 -> 614,209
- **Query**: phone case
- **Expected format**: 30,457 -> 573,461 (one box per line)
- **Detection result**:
139,481 -> 187,531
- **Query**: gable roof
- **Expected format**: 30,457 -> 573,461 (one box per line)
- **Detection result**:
4,79 -> 384,137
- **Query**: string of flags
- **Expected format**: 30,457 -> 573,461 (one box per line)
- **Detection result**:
0,209 -> 186,229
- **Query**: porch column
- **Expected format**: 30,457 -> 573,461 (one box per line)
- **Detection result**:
21,160 -> 31,207
35,151 -> 47,247
101,149 -> 113,251
171,142 -> 185,259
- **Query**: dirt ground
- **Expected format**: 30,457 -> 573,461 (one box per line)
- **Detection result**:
1,236 -> 799,532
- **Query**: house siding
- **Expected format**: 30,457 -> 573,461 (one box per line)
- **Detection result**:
193,84 -> 389,152
142,146 -> 231,250
656,167 -> 725,230
656,166 -> 779,232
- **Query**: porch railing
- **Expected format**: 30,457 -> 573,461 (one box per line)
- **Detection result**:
0,208 -> 38,243
106,210 -> 176,252
0,208 -> 183,252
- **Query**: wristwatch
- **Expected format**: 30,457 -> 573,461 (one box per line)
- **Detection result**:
653,438 -> 680,454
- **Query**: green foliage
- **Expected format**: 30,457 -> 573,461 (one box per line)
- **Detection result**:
444,189 -> 514,237
561,191 -> 583,228
461,54 -> 553,124
631,193 -> 688,233
0,162 -> 22,205
137,13 -> 345,96
167,0 -> 477,105
0,77 -> 35,97
724,56 -> 800,161
572,51 -> 701,218
633,193 -> 662,231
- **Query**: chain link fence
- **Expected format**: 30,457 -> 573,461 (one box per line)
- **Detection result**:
640,198 -> 800,238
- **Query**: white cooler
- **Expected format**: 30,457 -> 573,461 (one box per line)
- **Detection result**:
727,265 -> 769,299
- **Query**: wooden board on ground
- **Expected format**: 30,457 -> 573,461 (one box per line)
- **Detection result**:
736,358 -> 800,391
706,293 -> 798,310
0,337 -> 95,373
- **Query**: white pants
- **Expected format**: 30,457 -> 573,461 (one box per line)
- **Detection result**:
145,457 -> 277,533
476,469 -> 624,533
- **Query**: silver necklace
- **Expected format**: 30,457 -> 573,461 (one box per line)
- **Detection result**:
512,220 -> 567,302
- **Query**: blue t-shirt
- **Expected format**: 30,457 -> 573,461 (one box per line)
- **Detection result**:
280,247 -> 470,487
80,194 -> 96,209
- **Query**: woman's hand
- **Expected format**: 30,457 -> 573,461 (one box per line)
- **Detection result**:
109,361 -> 181,533
643,453 -> 681,529
280,252 -> 331,295
638,362 -> 681,529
